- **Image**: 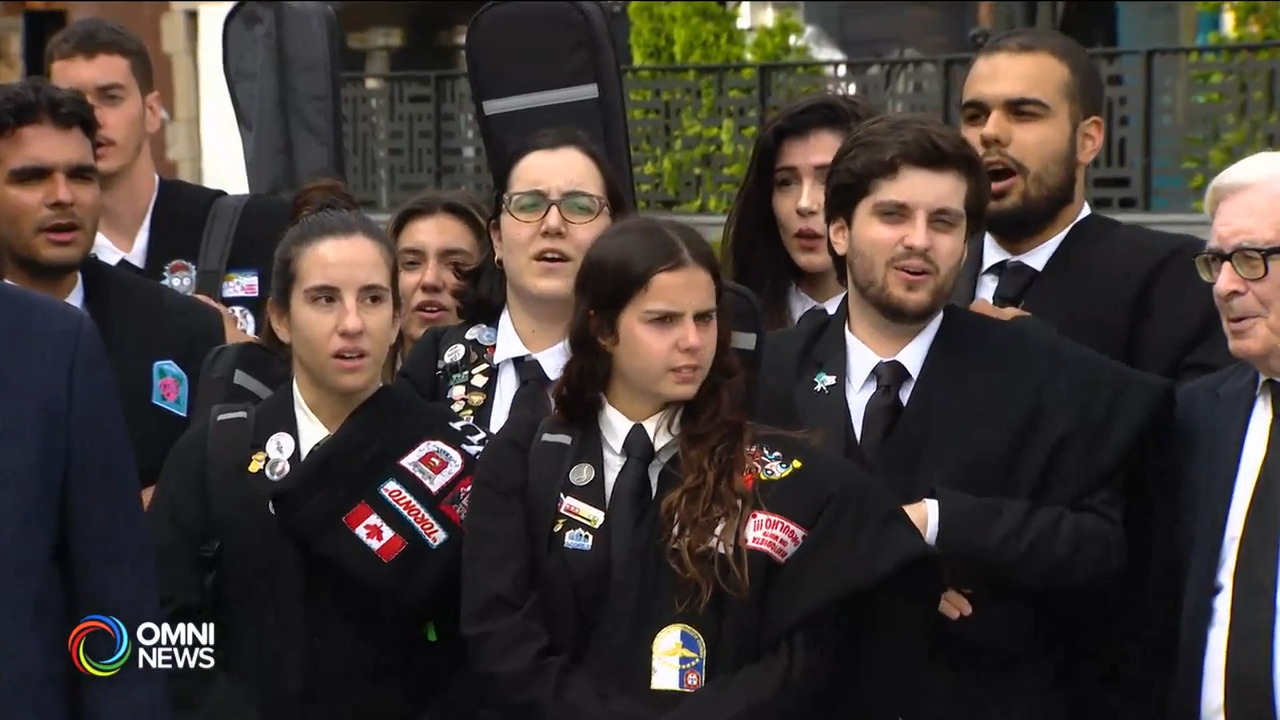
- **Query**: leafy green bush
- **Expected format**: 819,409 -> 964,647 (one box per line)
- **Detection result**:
626,2 -> 820,213
1182,2 -> 1280,211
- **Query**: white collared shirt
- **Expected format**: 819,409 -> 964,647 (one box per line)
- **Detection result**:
787,283 -> 846,326
975,202 -> 1092,303
92,173 -> 160,270
291,379 -> 332,461
844,310 -> 945,544
598,398 -> 681,507
4,273 -> 85,310
1200,374 -> 1280,720
486,306 -> 571,434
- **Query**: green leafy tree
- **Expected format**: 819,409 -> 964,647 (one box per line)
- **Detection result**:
626,2 -> 819,212
1183,1 -> 1280,211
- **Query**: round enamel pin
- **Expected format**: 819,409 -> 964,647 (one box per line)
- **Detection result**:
478,326 -> 498,346
568,463 -> 595,487
264,458 -> 291,482
465,324 -> 485,341
265,432 -> 295,460
444,343 -> 467,364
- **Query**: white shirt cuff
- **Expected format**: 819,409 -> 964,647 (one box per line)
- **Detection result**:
923,498 -> 939,547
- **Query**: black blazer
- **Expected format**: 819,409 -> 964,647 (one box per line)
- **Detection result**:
150,384 -> 484,719
462,408 -> 941,720
0,283 -> 169,720
951,213 -> 1232,382
754,302 -> 1172,718
397,317 -> 503,428
82,257 -> 225,488
142,178 -> 291,327
1167,362 -> 1261,719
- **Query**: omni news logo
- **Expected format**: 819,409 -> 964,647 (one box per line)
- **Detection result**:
69,615 -> 215,674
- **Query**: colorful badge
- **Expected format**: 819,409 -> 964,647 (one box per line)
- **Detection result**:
558,494 -> 605,529
221,269 -> 259,298
650,623 -> 706,692
443,343 -> 467,365
743,510 -> 808,563
441,476 -> 472,527
151,360 -> 189,417
564,528 -> 593,551
343,500 -> 407,562
812,371 -> 837,393
247,451 -> 266,474
745,444 -> 803,485
161,260 -> 196,295
398,439 -> 464,495
379,479 -> 449,548
229,306 -> 256,336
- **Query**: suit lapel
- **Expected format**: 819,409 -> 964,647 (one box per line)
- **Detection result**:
79,259 -> 119,353
556,429 -> 609,603
246,389 -> 299,496
1021,213 -> 1113,322
950,232 -> 983,306
795,303 -> 855,458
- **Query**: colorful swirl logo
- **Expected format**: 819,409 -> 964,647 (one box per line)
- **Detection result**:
68,615 -> 131,676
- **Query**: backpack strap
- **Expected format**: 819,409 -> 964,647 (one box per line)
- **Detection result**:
197,402 -> 256,611
196,194 -> 252,300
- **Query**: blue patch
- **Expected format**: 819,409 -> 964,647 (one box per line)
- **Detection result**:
151,360 -> 189,417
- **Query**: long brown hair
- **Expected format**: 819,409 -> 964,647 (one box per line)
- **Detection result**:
553,217 -> 751,610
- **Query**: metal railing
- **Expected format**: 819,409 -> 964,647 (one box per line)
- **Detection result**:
340,43 -> 1280,214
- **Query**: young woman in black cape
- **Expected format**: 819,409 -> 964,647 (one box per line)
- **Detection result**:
461,216 -> 943,720
149,182 -> 487,719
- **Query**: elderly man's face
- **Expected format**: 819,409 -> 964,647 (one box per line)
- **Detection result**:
1207,183 -> 1280,374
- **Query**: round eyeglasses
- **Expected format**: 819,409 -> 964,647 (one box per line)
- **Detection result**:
1194,247 -> 1280,283
502,191 -> 608,225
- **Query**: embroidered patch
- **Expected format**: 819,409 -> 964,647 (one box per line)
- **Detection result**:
150,360 -> 189,417
379,479 -> 449,548
343,500 -> 407,562
744,444 -> 803,485
398,440 -> 464,494
441,476 -> 472,527
221,269 -> 259,298
650,623 -> 706,692
743,510 -> 808,563
558,494 -> 605,529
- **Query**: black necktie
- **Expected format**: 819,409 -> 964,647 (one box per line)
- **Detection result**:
1225,380 -> 1280,718
609,423 -> 655,584
508,356 -> 551,422
991,260 -> 1039,308
860,360 -> 910,462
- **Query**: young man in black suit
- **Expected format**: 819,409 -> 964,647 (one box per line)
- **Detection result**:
753,114 -> 1170,719
0,79 -> 224,506
953,28 -> 1231,383
45,18 -> 290,338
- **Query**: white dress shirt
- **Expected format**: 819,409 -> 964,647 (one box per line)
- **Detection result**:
292,379 -> 332,461
1201,376 -> 1280,720
598,399 -> 681,507
92,174 -> 160,269
787,283 -> 846,326
486,306 -> 571,434
975,202 -> 1092,303
844,311 -> 944,544
4,274 -> 85,310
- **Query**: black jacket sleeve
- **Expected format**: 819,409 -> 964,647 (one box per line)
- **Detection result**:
460,410 -> 652,720
149,424 -> 258,718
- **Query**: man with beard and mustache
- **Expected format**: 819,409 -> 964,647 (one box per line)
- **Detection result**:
45,19 -> 289,340
0,78 -> 224,507
754,114 -> 1171,720
952,28 -> 1230,383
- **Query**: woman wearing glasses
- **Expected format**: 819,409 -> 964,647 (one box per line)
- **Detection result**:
398,127 -> 634,434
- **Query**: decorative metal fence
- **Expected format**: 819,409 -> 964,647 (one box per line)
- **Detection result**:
340,43 -> 1280,214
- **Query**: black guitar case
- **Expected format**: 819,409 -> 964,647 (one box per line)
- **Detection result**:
464,1 -> 637,208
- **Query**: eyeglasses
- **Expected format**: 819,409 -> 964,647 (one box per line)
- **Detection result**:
1193,247 -> 1280,282
502,191 -> 608,225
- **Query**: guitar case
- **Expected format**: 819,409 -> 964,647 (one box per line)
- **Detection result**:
464,1 -> 637,208
222,1 -> 346,196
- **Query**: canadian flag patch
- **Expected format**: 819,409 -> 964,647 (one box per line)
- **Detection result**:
343,501 -> 408,563
742,510 -> 808,563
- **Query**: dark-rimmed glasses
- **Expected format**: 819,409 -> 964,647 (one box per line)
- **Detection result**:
1194,247 -> 1280,283
502,191 -> 608,225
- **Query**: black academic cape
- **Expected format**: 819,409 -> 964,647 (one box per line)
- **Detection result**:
461,407 -> 942,720
754,301 -> 1173,719
951,213 -> 1231,383
81,256 -> 225,488
150,383 -> 486,720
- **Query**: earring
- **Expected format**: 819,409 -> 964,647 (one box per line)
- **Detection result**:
495,256 -> 504,270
